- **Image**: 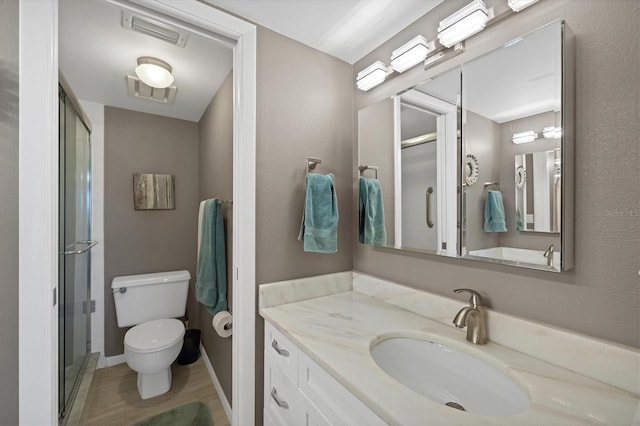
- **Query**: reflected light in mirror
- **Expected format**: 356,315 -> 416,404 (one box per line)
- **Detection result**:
543,126 -> 562,139
437,0 -> 488,48
357,60 -> 387,91
390,35 -> 431,73
512,130 -> 538,144
508,0 -> 541,12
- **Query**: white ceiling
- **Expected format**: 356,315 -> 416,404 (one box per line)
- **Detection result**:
59,0 -> 233,122
205,0 -> 444,64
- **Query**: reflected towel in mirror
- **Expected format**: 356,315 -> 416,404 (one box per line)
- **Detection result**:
359,177 -> 387,246
484,190 -> 507,232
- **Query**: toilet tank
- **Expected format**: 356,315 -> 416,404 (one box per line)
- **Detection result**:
112,270 -> 190,327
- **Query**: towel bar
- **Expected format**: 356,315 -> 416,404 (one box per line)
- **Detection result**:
484,182 -> 499,190
306,157 -> 322,177
359,164 -> 378,179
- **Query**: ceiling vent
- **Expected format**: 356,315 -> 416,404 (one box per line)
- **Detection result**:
122,11 -> 189,47
127,75 -> 177,104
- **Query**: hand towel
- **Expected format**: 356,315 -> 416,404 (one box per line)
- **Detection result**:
516,208 -> 524,231
484,190 -> 507,232
359,177 -> 387,246
298,173 -> 338,253
196,199 -> 228,315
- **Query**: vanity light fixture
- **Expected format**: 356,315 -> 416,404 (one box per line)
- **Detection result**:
512,130 -> 538,144
356,61 -> 388,91
135,56 -> 174,89
390,35 -> 432,73
543,126 -> 562,139
437,0 -> 489,48
507,0 -> 541,12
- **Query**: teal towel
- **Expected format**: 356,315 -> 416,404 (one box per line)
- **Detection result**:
484,190 -> 507,232
516,208 -> 524,231
298,173 -> 338,253
359,177 -> 387,246
196,199 -> 228,315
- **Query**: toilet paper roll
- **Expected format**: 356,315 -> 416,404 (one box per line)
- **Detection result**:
212,311 -> 233,338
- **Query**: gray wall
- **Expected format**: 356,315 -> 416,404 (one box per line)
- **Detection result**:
104,107 -> 199,356
255,26 -> 354,424
0,0 -> 19,423
354,0 -> 640,348
197,71 -> 233,404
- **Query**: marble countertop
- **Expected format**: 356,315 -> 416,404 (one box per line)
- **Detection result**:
260,287 -> 639,425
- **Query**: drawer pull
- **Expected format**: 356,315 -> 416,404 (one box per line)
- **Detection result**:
270,387 -> 290,409
271,339 -> 290,357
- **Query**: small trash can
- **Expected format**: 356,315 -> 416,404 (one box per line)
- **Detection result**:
177,329 -> 201,365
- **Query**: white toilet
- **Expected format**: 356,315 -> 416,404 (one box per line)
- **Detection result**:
111,270 -> 190,399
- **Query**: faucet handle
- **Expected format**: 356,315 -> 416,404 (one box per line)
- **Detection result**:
453,288 -> 484,308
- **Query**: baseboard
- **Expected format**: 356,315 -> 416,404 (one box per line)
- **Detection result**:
103,354 -> 125,368
200,344 -> 232,423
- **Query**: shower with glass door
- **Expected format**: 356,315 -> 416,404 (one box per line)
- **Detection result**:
58,83 -> 95,421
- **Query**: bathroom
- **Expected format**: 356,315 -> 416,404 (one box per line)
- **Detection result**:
2,0 -> 639,425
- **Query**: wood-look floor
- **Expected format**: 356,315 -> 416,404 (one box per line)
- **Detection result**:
80,358 -> 230,426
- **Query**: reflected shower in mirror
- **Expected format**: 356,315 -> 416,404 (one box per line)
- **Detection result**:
358,67 -> 460,256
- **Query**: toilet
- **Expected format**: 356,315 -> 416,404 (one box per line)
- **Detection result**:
111,270 -> 190,399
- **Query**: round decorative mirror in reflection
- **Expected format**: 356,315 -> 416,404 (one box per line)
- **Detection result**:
515,165 -> 526,189
465,154 -> 479,186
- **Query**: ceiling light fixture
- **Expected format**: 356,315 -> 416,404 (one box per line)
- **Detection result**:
437,0 -> 489,48
512,130 -> 538,144
135,57 -> 174,89
543,126 -> 562,139
390,35 -> 432,73
356,61 -> 388,91
508,0 -> 541,12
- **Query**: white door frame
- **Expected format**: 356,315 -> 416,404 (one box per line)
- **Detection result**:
18,1 -> 256,424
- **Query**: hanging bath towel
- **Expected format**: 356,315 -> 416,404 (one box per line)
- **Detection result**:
484,190 -> 507,232
196,199 -> 228,315
298,173 -> 338,253
359,177 -> 387,246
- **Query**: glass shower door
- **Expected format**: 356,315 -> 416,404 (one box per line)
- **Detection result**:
58,88 -> 93,420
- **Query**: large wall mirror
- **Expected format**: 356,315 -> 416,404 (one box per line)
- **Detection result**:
358,20 -> 574,272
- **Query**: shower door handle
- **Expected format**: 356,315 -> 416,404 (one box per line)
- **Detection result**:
426,187 -> 434,228
62,240 -> 99,255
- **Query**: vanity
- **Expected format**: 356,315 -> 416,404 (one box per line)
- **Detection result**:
259,272 -> 639,425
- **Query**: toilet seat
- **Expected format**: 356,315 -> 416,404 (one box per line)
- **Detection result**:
125,318 -> 184,354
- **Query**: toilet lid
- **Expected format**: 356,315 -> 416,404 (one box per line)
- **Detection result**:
125,319 -> 185,353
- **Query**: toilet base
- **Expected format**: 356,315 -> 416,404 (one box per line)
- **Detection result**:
137,367 -> 172,399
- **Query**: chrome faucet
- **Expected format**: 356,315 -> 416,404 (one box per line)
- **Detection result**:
543,244 -> 554,267
452,289 -> 488,345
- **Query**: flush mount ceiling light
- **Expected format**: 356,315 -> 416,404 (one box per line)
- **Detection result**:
512,130 -> 538,144
356,61 -> 388,91
135,57 -> 174,89
437,0 -> 489,48
508,0 -> 541,12
390,35 -> 432,73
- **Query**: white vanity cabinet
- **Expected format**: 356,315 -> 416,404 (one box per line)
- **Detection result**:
264,321 -> 386,426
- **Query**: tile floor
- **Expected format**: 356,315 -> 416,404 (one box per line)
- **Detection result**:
80,358 -> 230,425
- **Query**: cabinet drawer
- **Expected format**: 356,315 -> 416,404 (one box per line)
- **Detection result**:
265,321 -> 299,384
265,354 -> 304,425
298,351 -> 386,426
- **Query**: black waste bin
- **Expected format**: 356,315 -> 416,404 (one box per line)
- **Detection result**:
177,329 -> 201,365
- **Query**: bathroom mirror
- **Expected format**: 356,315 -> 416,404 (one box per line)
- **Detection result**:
358,20 -> 573,272
461,20 -> 573,272
358,67 -> 461,256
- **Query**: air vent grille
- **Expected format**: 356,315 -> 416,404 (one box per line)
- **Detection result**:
127,76 -> 177,104
122,11 -> 189,47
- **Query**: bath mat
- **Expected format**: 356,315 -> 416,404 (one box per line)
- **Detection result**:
134,401 -> 213,426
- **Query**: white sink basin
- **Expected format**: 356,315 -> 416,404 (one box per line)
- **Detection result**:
370,337 -> 531,416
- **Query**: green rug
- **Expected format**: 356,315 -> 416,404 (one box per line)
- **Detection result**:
134,401 -> 213,426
